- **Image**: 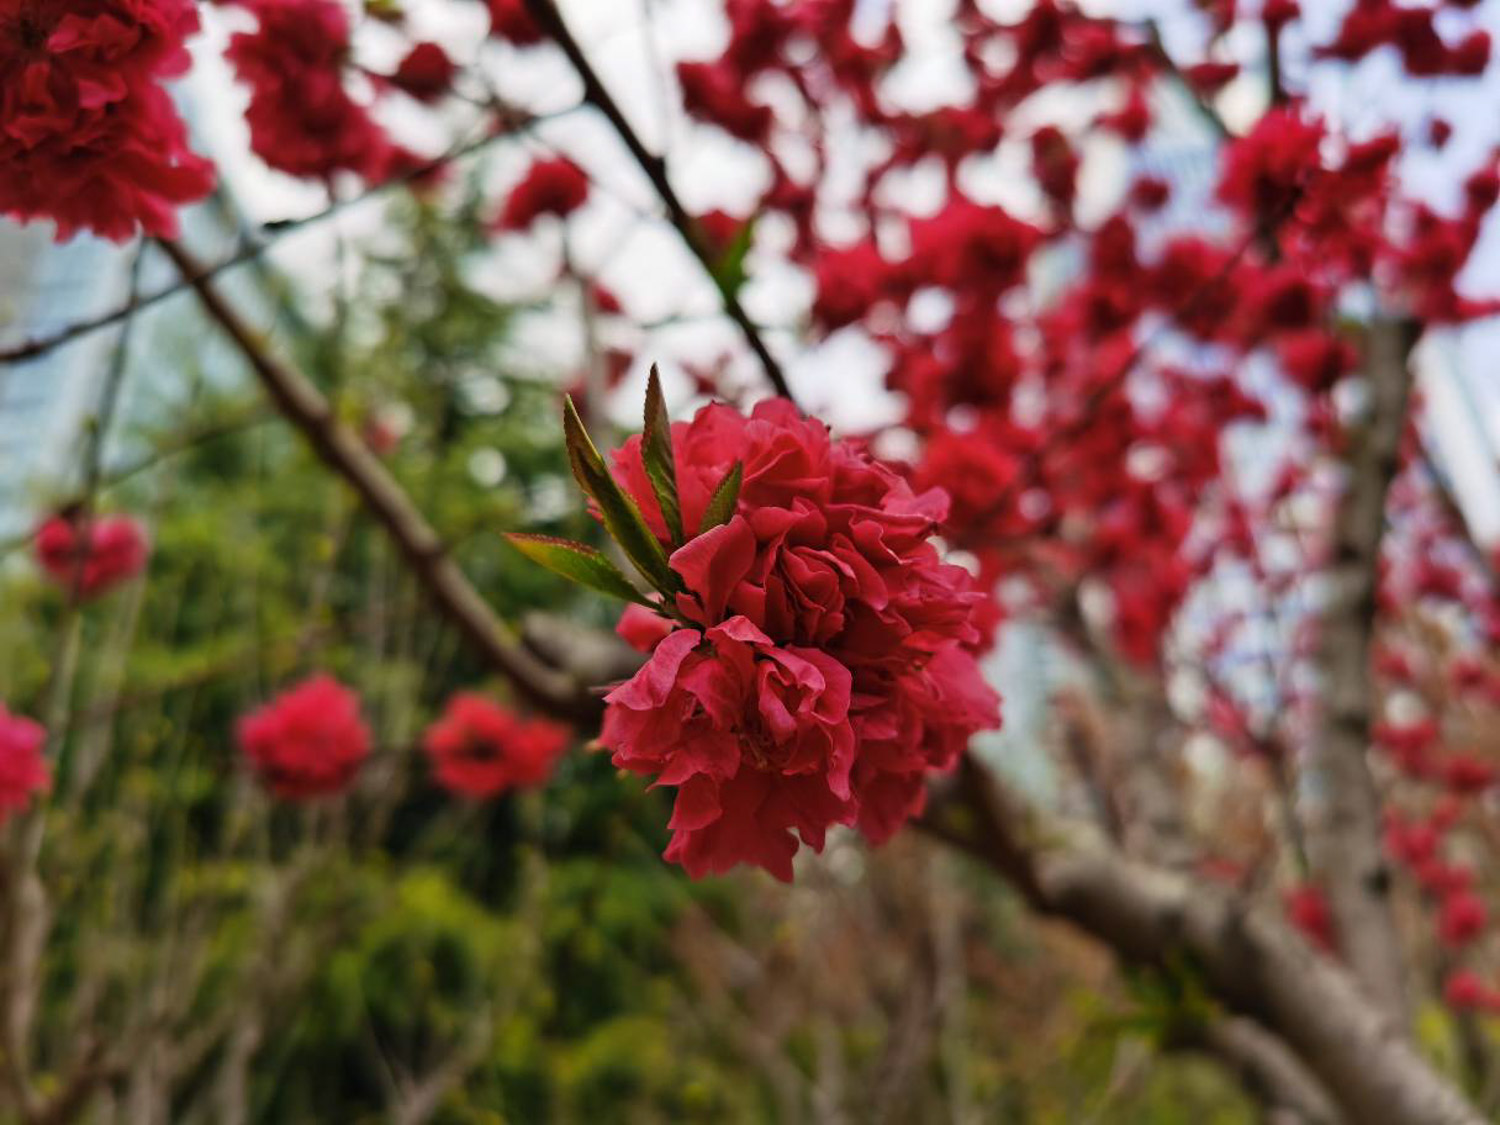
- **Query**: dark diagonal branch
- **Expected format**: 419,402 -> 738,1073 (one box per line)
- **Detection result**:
157,238 -> 598,723
521,0 -> 795,403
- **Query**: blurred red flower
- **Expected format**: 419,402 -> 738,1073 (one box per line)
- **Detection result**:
0,705 -> 48,821
423,693 -> 570,798
493,157 -> 589,232
35,514 -> 150,600
238,675 -> 370,800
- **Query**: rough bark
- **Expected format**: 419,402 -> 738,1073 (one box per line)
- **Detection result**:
926,757 -> 1483,1125
159,239 -> 597,723
1305,316 -> 1419,1027
1187,1019 -> 1343,1124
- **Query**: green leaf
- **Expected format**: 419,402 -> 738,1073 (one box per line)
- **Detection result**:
709,217 -> 756,298
561,396 -> 678,594
504,534 -> 654,606
642,365 -> 684,547
697,461 -> 743,535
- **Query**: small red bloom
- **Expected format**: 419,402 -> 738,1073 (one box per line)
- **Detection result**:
225,0 -> 397,182
238,675 -> 370,799
35,514 -> 149,600
1129,175 -> 1171,212
676,60 -> 774,143
1284,883 -> 1337,951
423,693 -> 570,798
494,157 -> 589,232
0,705 -> 48,821
1438,891 -> 1488,948
1444,970 -> 1500,1012
811,240 -> 894,330
390,42 -> 456,104
1217,107 -> 1323,223
485,0 -> 544,45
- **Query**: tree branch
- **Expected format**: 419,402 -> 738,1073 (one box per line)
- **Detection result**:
157,238 -> 599,723
927,753 -> 1483,1125
1305,315 -> 1420,1027
520,0 -> 796,403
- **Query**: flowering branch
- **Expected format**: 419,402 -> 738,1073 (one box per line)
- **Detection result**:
156,238 -> 599,723
519,0 -> 796,403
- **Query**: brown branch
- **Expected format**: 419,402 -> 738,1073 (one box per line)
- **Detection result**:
1305,316 -> 1420,1027
157,238 -> 598,723
1180,1018 -> 1343,1125
927,752 -> 1483,1125
520,0 -> 795,403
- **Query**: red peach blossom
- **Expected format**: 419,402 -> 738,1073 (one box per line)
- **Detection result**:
423,693 -> 570,798
238,675 -> 370,800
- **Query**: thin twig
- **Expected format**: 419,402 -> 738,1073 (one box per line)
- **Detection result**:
0,112 -> 568,368
521,0 -> 796,403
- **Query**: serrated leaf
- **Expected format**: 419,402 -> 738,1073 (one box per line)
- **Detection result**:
505,534 -> 654,606
642,364 -> 684,547
561,396 -> 678,594
698,461 -> 743,534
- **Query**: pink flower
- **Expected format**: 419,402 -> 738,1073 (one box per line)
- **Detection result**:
35,514 -> 149,599
485,0 -> 544,45
1283,884 -> 1337,952
0,0 -> 213,240
423,693 -> 570,798
225,0 -> 397,182
1438,891 -> 1487,948
0,705 -> 48,820
389,42 -> 455,104
238,675 -> 370,799
600,399 -> 1000,880
493,157 -> 589,232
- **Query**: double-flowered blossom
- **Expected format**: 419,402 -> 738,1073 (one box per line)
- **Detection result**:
0,0 -> 214,240
593,394 -> 1000,881
0,705 -> 48,821
35,514 -> 150,600
423,693 -> 570,798
237,675 -> 370,799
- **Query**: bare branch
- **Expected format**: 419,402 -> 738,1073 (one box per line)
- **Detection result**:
157,238 -> 599,722
520,0 -> 796,403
